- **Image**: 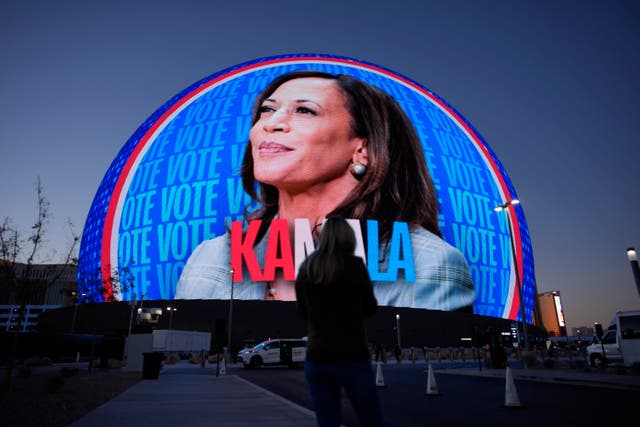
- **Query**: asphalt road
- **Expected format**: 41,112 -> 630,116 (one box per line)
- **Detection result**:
233,362 -> 637,427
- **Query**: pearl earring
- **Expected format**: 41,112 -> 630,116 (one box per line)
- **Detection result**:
350,162 -> 367,177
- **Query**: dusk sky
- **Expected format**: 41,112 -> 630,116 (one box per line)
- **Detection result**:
2,0 -> 639,330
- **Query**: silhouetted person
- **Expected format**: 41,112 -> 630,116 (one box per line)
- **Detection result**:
296,216 -> 386,427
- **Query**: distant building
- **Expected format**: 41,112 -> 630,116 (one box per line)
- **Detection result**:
0,260 -> 77,306
0,304 -> 62,332
0,261 -> 77,332
537,291 -> 567,337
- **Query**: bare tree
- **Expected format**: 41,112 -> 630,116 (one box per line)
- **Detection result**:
1,177 -> 80,390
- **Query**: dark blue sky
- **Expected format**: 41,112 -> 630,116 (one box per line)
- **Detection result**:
1,0 -> 639,329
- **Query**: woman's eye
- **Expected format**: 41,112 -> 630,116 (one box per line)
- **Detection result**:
258,105 -> 275,115
296,106 -> 316,115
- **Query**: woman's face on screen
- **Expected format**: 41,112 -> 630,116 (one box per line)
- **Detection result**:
249,77 -> 363,194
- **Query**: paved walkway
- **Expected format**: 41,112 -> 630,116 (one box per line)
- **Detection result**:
71,362 -> 316,427
70,359 -> 640,427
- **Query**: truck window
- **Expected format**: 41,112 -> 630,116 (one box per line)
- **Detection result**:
620,315 -> 640,339
266,341 -> 280,350
602,331 -> 616,344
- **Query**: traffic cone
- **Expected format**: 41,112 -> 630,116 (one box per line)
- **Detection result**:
220,357 -> 227,375
503,367 -> 521,408
375,361 -> 386,388
425,362 -> 441,396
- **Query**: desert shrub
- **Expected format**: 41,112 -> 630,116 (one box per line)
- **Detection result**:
522,351 -> 538,368
61,367 -> 79,378
165,353 -> 180,364
47,374 -> 65,393
24,356 -> 53,367
17,365 -> 32,378
108,359 -> 125,369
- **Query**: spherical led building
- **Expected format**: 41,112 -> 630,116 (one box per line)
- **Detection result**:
77,54 -> 536,344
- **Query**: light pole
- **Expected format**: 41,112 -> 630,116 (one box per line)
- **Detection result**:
124,298 -> 140,361
395,314 -> 401,348
127,297 -> 138,338
626,247 -> 640,298
494,199 -> 530,352
166,306 -> 177,353
166,306 -> 177,330
71,292 -> 86,334
227,268 -> 235,363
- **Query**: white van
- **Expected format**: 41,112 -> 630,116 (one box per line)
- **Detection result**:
586,310 -> 640,368
237,338 -> 307,369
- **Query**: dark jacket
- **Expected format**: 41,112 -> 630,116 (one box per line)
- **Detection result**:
295,255 -> 378,363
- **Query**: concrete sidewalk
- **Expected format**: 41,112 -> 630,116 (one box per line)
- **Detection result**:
70,359 -> 640,427
70,362 -> 316,427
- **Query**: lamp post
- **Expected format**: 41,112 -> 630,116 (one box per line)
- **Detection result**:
71,291 -> 78,334
71,292 -> 86,334
127,297 -> 137,338
166,306 -> 177,330
227,268 -> 235,363
626,247 -> 640,298
395,314 -> 401,348
494,199 -> 530,352
166,306 -> 177,353
124,297 -> 140,360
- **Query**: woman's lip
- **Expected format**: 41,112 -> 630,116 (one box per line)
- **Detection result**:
257,141 -> 293,153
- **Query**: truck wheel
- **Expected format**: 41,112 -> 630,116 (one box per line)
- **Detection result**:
250,356 -> 263,369
590,354 -> 604,368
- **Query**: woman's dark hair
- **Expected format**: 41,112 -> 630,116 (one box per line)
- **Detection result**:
299,216 -> 356,285
241,70 -> 441,243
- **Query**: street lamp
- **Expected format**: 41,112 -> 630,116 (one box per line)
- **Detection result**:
227,268 -> 235,363
494,199 -> 530,352
626,247 -> 640,298
71,292 -> 86,334
166,306 -> 177,330
166,306 -> 177,353
124,298 -> 141,360
395,314 -> 401,348
127,297 -> 138,338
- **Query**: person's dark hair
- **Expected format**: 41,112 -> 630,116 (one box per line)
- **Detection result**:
299,216 -> 356,285
241,70 -> 442,244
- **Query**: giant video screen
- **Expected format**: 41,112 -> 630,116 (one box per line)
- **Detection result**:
77,54 -> 535,322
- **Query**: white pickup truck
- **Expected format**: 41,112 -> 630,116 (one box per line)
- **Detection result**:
586,310 -> 640,368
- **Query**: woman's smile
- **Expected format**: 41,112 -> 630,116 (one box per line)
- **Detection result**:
257,141 -> 293,155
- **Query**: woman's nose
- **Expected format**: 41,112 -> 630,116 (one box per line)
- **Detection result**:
263,109 -> 290,132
